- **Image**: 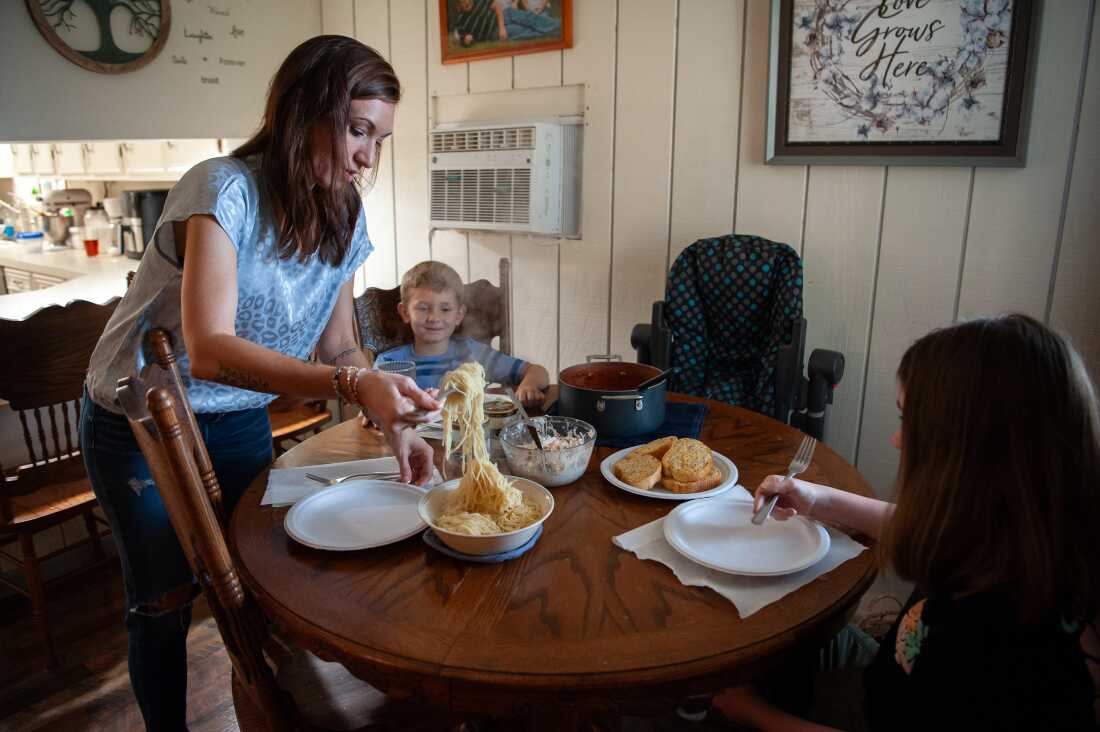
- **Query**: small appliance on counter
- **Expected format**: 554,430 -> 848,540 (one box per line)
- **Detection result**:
119,189 -> 169,260
45,189 -> 93,222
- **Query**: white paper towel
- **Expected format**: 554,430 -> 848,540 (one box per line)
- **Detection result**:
612,486 -> 868,618
262,457 -> 443,507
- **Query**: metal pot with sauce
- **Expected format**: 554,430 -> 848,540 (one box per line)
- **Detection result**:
557,356 -> 668,438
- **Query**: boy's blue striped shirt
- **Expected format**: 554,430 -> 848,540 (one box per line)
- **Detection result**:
374,337 -> 526,391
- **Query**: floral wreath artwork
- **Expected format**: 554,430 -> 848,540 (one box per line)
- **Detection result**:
767,0 -> 1034,165
26,0 -> 172,75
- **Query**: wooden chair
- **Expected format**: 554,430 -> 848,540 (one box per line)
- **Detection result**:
354,258 -> 512,358
117,329 -> 462,731
268,398 -> 332,457
0,299 -> 117,669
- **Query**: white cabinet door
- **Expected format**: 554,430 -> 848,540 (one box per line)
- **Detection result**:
30,272 -> 68,290
4,268 -> 33,293
11,145 -> 35,176
83,142 -> 123,175
164,140 -> 221,174
121,141 -> 166,175
53,143 -> 86,176
32,144 -> 56,176
220,138 -> 249,155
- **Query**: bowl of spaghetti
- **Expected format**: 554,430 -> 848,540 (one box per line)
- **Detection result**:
422,361 -> 556,555
418,476 -> 554,555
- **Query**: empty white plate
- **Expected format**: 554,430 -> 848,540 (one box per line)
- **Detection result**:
284,480 -> 427,551
663,497 -> 830,576
600,446 -> 738,501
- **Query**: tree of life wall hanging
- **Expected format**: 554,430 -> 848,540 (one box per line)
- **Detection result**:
26,0 -> 171,74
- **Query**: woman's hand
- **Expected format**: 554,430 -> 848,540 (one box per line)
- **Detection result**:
753,475 -> 823,521
355,370 -> 440,433
386,428 -> 435,486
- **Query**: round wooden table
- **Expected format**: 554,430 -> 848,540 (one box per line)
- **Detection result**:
231,395 -> 877,726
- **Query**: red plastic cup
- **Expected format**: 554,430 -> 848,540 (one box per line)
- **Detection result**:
83,238 -> 99,257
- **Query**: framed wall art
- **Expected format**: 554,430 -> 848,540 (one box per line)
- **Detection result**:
767,0 -> 1035,166
26,0 -> 171,75
439,0 -> 572,65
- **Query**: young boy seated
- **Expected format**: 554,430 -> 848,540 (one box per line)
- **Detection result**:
375,261 -> 549,406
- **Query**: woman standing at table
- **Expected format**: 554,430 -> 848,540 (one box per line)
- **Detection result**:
78,36 -> 438,731
719,314 -> 1100,730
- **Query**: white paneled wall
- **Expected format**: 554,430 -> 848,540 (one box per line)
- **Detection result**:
325,0 -> 1100,499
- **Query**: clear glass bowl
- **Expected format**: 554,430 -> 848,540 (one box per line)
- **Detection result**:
499,416 -> 596,487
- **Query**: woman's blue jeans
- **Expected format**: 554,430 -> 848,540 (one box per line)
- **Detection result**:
79,389 -> 272,732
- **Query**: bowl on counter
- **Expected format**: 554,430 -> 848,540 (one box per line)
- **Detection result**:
418,476 -> 554,555
499,416 -> 596,487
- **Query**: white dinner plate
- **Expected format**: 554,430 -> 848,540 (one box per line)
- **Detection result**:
284,480 -> 427,551
599,446 -> 738,501
663,497 -> 830,576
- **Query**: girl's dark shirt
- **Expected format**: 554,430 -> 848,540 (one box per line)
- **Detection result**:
864,587 -> 1094,730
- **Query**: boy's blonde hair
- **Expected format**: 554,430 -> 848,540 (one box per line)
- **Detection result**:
400,261 -> 464,306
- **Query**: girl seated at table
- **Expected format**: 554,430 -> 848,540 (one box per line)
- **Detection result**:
715,314 -> 1100,730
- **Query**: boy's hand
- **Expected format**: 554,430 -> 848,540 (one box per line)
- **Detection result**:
515,383 -> 544,407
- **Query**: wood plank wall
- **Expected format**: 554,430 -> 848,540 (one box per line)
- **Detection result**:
323,0 -> 1099,499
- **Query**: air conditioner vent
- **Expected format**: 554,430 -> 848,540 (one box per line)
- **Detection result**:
430,168 -> 531,225
431,126 -> 535,153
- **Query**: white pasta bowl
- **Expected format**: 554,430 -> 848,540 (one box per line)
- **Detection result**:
418,476 -> 554,556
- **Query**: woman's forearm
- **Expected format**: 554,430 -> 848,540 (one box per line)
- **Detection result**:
812,486 -> 894,540
188,332 -> 337,399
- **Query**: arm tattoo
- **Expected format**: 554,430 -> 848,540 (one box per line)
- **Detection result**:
214,362 -> 274,393
332,346 -> 360,365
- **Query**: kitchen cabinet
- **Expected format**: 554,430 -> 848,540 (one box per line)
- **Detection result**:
121,141 -> 166,176
83,142 -> 123,176
52,143 -> 86,176
1,266 -> 69,293
4,267 -> 33,293
12,145 -> 35,176
221,138 -> 249,155
164,139 -> 221,173
31,144 -> 55,176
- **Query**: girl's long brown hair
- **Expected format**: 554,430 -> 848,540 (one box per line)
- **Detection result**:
234,35 -> 400,266
881,314 -> 1100,624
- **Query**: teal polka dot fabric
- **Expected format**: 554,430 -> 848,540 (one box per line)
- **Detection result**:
665,234 -> 802,416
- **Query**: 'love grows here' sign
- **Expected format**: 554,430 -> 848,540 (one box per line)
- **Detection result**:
785,0 -> 1020,144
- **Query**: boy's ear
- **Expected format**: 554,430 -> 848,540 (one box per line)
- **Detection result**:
455,303 -> 467,326
397,301 -> 412,325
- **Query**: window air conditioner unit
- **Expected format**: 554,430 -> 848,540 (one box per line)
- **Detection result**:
429,120 -> 582,237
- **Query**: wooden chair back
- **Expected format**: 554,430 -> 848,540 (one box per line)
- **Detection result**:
354,257 -> 512,357
117,359 -> 292,731
118,328 -> 225,523
0,299 -> 118,512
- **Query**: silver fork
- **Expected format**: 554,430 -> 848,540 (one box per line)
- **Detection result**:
305,472 -> 401,486
752,435 -> 817,525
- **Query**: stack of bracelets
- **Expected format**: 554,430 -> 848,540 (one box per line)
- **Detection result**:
331,365 -> 363,405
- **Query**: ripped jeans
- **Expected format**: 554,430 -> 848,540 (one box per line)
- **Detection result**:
79,389 -> 272,732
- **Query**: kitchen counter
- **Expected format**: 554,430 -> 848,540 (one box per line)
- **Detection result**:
0,242 -> 134,321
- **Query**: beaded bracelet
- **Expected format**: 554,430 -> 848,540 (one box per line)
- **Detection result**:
331,365 -> 358,404
348,367 -> 363,404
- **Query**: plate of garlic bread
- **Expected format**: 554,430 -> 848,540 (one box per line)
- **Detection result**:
600,437 -> 738,500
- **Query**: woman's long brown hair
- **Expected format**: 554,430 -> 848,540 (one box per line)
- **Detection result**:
880,314 -> 1100,624
234,35 -> 400,266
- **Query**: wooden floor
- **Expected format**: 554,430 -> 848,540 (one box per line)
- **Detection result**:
0,560 -> 738,732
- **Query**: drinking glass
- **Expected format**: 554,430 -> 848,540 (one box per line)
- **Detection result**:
376,360 -> 416,379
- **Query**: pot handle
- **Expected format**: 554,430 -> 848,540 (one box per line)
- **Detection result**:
596,393 -> 645,413
586,354 -> 622,363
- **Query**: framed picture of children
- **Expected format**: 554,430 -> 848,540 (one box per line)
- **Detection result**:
439,0 -> 572,65
766,0 -> 1036,166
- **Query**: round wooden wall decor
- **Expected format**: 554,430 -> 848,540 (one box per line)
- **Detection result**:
26,0 -> 172,75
